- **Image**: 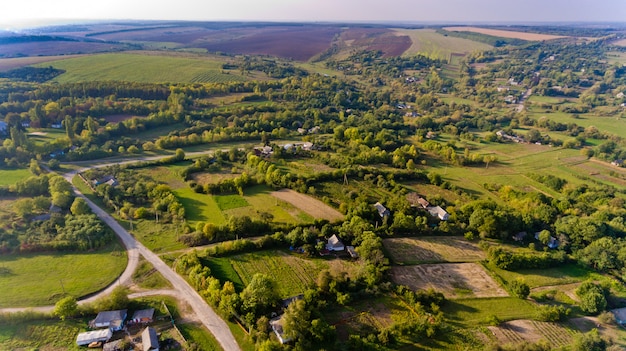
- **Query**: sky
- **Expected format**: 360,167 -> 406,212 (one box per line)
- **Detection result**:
1,0 -> 625,29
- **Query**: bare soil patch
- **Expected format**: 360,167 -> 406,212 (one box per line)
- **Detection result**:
270,189 -> 343,222
383,236 -> 485,264
191,172 -> 239,185
444,27 -> 567,41
391,263 -> 508,299
0,42 -> 127,59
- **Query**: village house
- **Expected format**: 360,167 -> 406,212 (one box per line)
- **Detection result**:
91,310 -> 127,331
326,234 -> 345,252
346,245 -> 359,258
611,159 -> 624,167
427,206 -> 449,221
616,92 -> 624,99
142,327 -> 159,351
504,95 -> 517,104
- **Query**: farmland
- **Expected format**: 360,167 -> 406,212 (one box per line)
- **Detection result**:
269,189 -> 344,222
442,298 -> 537,326
396,29 -> 492,61
33,53 -> 248,83
488,320 -> 577,347
383,237 -> 485,264
227,250 -> 357,298
0,55 -> 84,71
390,263 -> 508,298
443,26 -> 567,41
0,244 -> 127,307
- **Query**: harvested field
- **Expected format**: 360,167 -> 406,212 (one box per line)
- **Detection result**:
612,39 -> 626,47
397,29 -> 492,60
383,236 -> 485,264
488,320 -> 576,347
391,263 -> 508,298
443,27 -> 567,41
270,189 -> 344,222
200,26 -> 340,61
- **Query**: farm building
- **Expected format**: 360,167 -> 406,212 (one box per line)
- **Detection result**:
374,202 -> 390,218
142,327 -> 159,351
76,329 -> 113,346
406,193 -> 429,208
130,308 -> 155,324
91,309 -> 127,331
270,316 -> 291,344
326,234 -> 345,251
427,206 -> 449,221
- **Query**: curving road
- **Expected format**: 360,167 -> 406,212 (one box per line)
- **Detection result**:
1,156 -> 241,351
72,177 -> 241,351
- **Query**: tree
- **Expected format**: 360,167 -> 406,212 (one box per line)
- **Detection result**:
13,198 -> 34,218
571,329 -> 607,351
70,197 -> 90,216
509,279 -> 530,299
240,274 -> 279,317
281,299 -> 310,342
576,282 -> 607,315
54,296 -> 78,320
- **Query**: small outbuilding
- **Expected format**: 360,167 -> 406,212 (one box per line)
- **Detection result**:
76,329 -> 113,346
374,202 -> 390,218
346,246 -> 359,258
427,206 -> 449,221
130,308 -> 155,324
142,327 -> 159,351
270,316 -> 291,344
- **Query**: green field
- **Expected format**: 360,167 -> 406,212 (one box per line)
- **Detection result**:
526,108 -> 626,138
27,129 -> 68,146
0,318 -> 87,351
442,297 -> 537,326
0,244 -> 127,307
485,263 -> 601,288
173,187 -> 226,226
34,53 -> 249,84
0,169 -> 31,186
228,250 -> 357,298
214,194 -> 249,211
131,258 -> 173,289
396,29 -> 492,61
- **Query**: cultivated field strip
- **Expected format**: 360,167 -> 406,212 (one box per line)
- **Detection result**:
383,237 -> 485,264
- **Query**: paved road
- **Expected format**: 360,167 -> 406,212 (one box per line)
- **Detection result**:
1,157 -> 241,351
76,186 -> 241,351
516,88 -> 532,112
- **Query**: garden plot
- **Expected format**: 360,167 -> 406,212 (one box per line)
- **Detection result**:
383,237 -> 485,264
488,320 -> 576,347
270,189 -> 344,222
391,263 -> 507,298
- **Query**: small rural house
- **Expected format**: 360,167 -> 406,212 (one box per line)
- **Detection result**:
270,316 -> 291,344
374,202 -> 390,218
130,308 -> 155,324
76,329 -> 113,346
406,193 -> 429,208
612,307 -> 626,325
427,206 -> 449,221
142,327 -> 159,351
326,234 -> 345,252
611,159 -> 624,167
91,310 -> 127,331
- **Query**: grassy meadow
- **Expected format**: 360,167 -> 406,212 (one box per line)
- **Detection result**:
33,53 -> 249,84
442,297 -> 537,327
0,169 -> 31,186
0,244 -> 127,307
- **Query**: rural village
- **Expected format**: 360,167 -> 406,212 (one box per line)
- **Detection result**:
0,16 -> 626,351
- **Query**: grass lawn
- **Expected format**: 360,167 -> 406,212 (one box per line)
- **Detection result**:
0,168 -> 31,186
130,220 -> 187,253
173,187 -> 226,226
0,317 -> 87,351
35,53 -> 248,84
131,258 -> 173,290
485,262 -> 603,288
177,323 -> 223,351
442,297 -> 537,327
26,128 -> 67,145
204,257 -> 245,291
214,194 -> 249,211
0,243 -> 127,307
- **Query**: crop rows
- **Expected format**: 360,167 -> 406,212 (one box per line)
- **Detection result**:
531,321 -> 575,346
489,325 -> 525,344
230,251 -> 320,298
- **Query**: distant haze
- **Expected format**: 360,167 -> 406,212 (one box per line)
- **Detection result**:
2,0 -> 625,29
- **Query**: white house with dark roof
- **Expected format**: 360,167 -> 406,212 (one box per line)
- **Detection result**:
91,310 -> 127,331
427,206 -> 449,221
326,234 -> 344,251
